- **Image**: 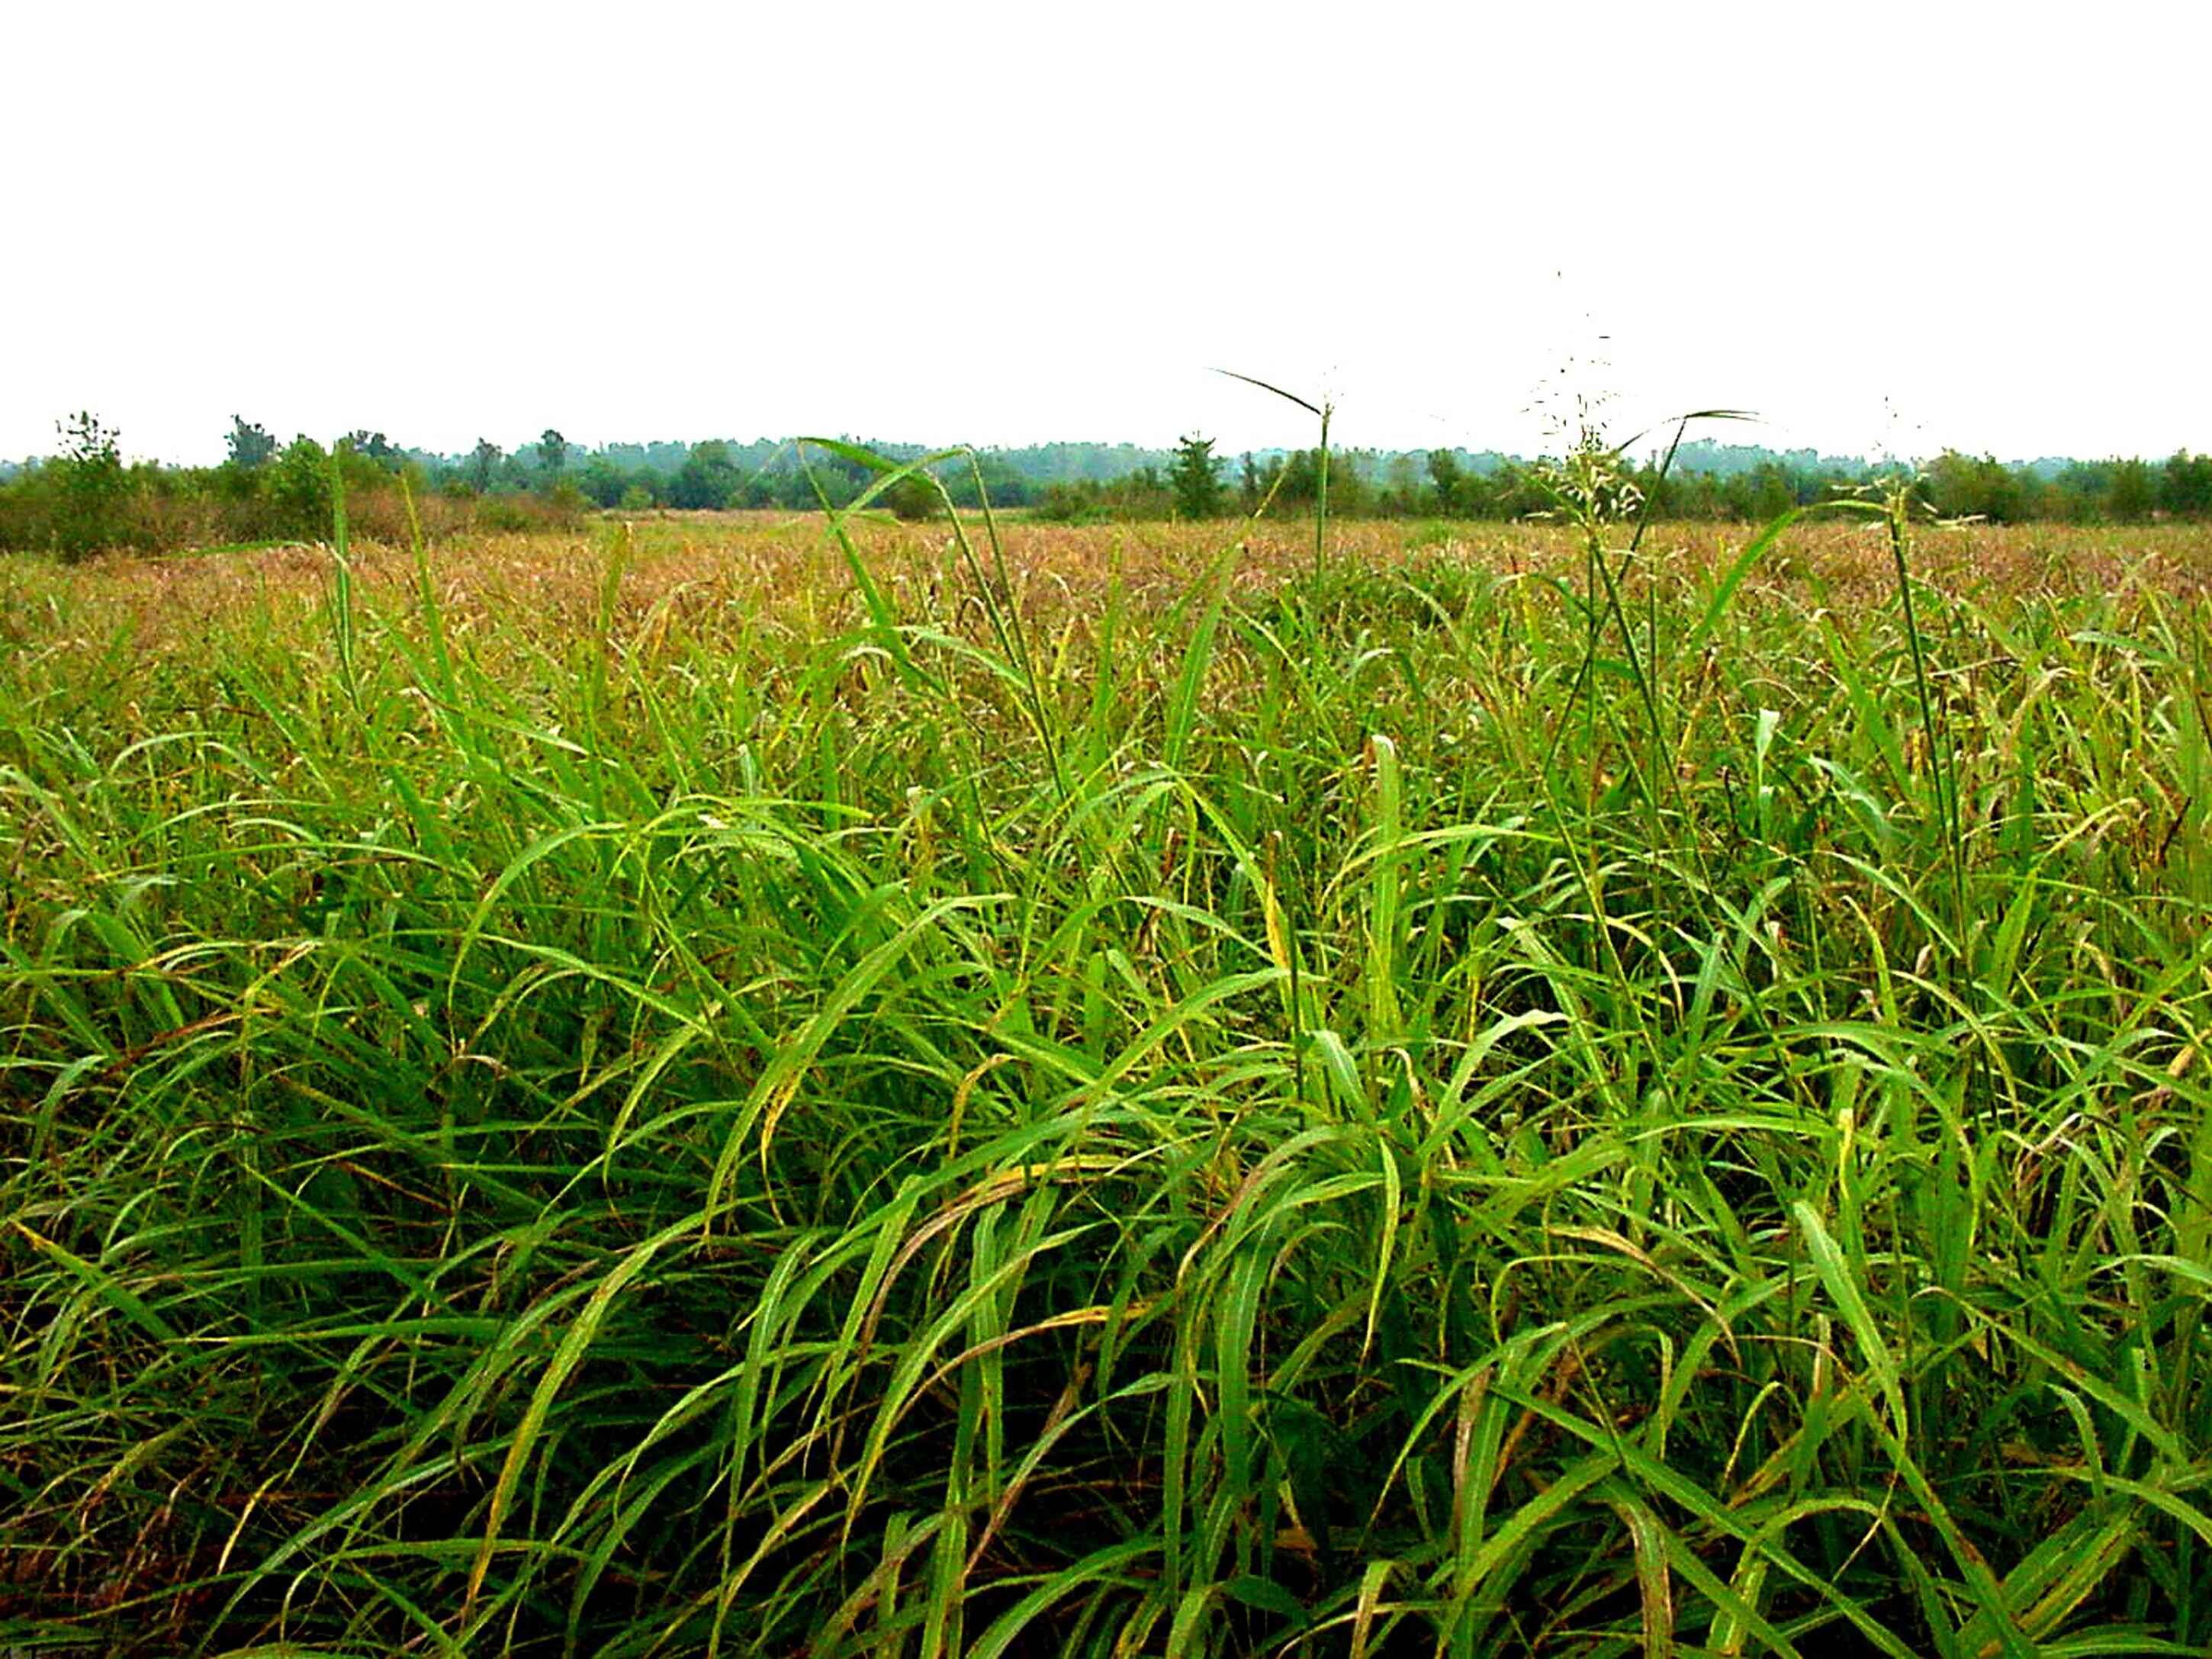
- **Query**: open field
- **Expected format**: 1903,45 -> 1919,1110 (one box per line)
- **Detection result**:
8,508 -> 2212,1654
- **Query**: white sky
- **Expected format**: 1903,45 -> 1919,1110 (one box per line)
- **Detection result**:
7,1 -> 2207,466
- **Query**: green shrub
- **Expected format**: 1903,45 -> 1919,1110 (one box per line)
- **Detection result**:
48,411 -> 132,558
262,436 -> 335,539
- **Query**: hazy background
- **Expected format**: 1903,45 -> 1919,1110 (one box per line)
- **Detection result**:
8,0 -> 2205,464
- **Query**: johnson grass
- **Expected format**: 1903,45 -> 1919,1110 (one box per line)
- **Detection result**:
6,494 -> 2212,1656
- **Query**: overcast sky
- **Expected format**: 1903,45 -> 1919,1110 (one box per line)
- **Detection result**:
8,1 -> 2207,465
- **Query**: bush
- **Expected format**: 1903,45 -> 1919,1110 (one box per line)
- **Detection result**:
881,474 -> 939,522
545,481 -> 589,528
473,490 -> 587,535
49,412 -> 132,558
262,438 -> 335,539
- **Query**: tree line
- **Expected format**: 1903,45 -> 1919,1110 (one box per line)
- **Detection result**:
0,420 -> 1108,557
0,418 -> 582,559
4,414 -> 2208,559
1089,433 -> 2212,526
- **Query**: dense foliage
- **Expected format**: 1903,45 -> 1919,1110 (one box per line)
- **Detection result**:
6,477 -> 2212,1654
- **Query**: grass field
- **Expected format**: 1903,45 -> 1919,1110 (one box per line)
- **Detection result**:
8,495 -> 2212,1655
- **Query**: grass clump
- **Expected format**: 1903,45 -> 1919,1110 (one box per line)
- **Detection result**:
4,484 -> 2212,1655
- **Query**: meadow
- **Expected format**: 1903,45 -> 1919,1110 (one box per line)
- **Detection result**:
7,484 -> 2212,1656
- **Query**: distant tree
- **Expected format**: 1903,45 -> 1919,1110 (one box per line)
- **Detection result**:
578,454 -> 635,507
1747,461 -> 1803,519
2109,457 -> 2158,520
805,446 -> 871,509
1924,452 -> 1967,518
1239,452 -> 1262,514
539,429 -> 569,476
59,410 -> 123,481
1379,453 -> 1422,514
669,440 -> 740,510
1168,432 -> 1223,519
1983,455 -> 2025,521
1255,454 -> 1286,510
467,438 -> 503,494
1427,449 -> 1466,515
2162,449 -> 2212,516
2050,461 -> 2111,522
1274,449 -> 1320,507
226,415 -> 278,471
264,436 -> 334,538
51,410 -> 130,557
341,430 -> 400,469
1261,447 -> 1370,516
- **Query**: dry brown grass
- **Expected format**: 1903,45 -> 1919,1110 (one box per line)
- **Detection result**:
9,513 -> 2212,660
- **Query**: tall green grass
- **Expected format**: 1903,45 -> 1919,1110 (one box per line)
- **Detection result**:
4,477 -> 2212,1657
